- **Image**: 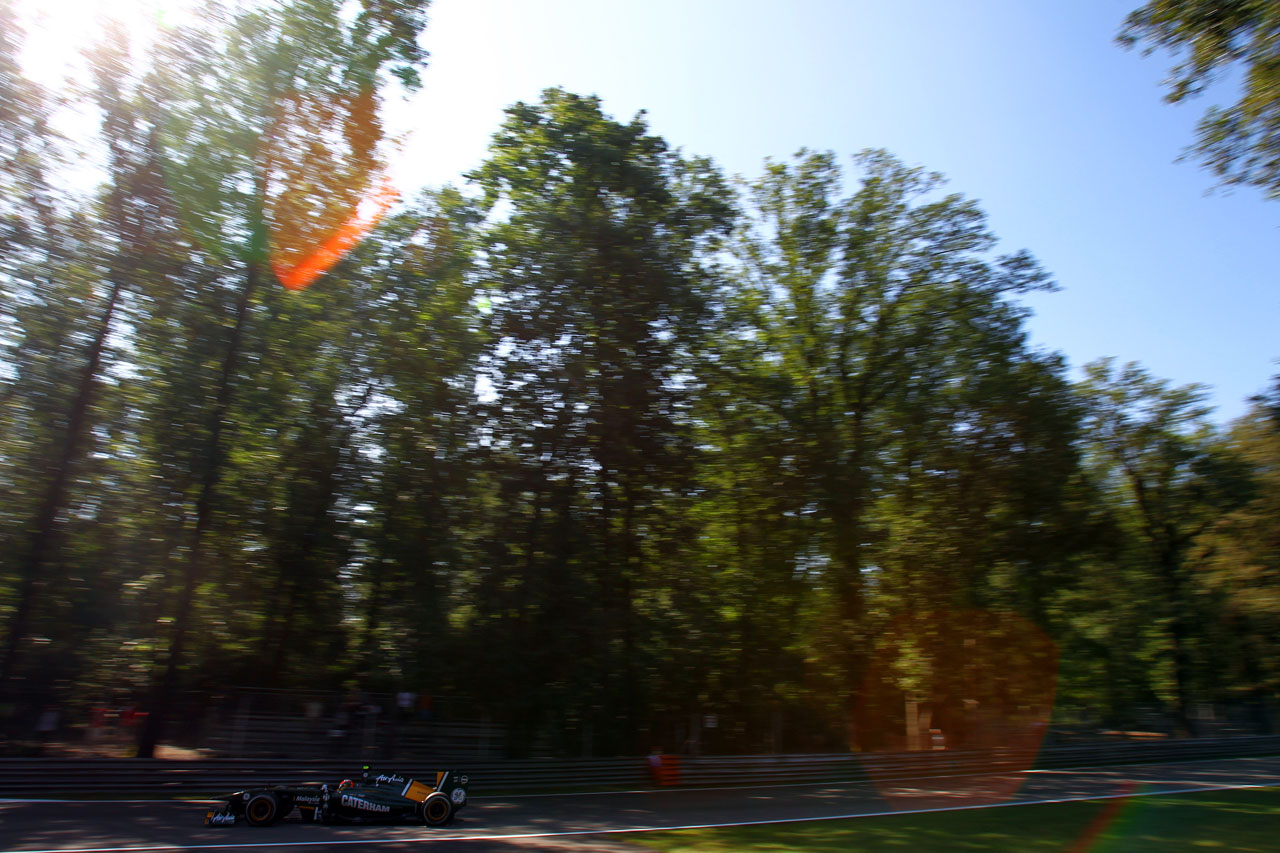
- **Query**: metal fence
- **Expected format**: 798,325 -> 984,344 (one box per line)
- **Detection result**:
0,686 -> 503,761
1,735 -> 1277,797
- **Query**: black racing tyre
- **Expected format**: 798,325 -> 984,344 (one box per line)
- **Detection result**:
420,793 -> 453,826
245,792 -> 281,826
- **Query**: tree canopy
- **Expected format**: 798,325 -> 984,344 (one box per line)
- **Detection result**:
0,2 -> 1276,758
1120,0 -> 1280,198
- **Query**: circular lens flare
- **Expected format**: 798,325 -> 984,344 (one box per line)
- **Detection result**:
855,608 -> 1059,809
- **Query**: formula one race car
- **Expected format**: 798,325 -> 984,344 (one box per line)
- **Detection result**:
204,766 -> 469,827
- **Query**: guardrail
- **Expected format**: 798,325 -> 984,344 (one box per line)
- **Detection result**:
204,717 -> 506,760
1,736 -> 1277,797
672,735 -> 1280,787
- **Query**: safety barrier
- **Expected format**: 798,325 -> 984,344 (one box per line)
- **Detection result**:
1,735 -> 1277,798
671,736 -> 1280,787
204,717 -> 505,760
648,753 -> 681,786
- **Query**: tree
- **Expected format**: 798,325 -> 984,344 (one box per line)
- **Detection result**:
0,0 -> 57,261
1192,384 -> 1280,729
469,89 -> 733,754
345,187 -> 485,695
718,149 -> 1057,747
1077,359 -> 1251,734
0,5 -> 127,687
1256,373 -> 1280,427
1119,0 -> 1280,198
856,343 -> 1081,750
116,0 -> 432,755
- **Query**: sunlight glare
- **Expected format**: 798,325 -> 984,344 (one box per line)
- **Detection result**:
14,0 -> 198,87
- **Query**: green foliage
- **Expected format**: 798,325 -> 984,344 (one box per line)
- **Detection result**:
1193,395 -> 1280,707
347,188 -> 484,692
467,88 -> 733,754
148,0 -> 429,267
708,148 -> 1074,748
1067,359 -> 1254,730
1120,0 -> 1280,198
1,3 -> 1275,750
0,4 -> 142,687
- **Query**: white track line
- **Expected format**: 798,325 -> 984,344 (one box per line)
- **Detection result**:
0,794 -> 224,799
2,781 -> 1274,853
4,755 -> 1277,805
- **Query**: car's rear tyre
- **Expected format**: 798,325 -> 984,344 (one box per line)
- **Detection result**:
420,793 -> 453,826
245,793 -> 281,826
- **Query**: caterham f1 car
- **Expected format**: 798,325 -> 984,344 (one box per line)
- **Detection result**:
204,766 -> 469,827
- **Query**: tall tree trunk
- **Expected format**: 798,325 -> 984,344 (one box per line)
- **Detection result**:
831,427 -> 869,749
269,405 -> 350,684
268,579 -> 299,685
621,488 -> 638,753
361,552 -> 388,672
1159,549 -> 1197,737
0,280 -> 122,685
137,262 -> 258,757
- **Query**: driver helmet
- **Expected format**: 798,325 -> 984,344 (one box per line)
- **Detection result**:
338,779 -> 355,790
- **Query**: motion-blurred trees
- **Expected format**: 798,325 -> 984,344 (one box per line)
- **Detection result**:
1120,0 -> 1280,198
0,3 -> 133,687
346,188 -> 484,695
468,89 -> 734,755
708,149 -> 1070,748
1075,359 -> 1252,734
2,0 -> 1277,753
85,0 -> 433,755
1192,384 -> 1280,730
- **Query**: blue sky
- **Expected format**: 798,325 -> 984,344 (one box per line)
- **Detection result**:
395,0 -> 1278,423
14,0 -> 1277,421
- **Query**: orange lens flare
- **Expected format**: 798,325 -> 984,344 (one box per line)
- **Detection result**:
1066,780 -> 1139,853
271,179 -> 399,291
855,608 -> 1059,810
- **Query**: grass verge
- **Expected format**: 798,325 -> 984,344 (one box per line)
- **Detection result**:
630,786 -> 1280,852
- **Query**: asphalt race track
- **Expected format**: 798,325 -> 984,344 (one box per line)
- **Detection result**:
2,756 -> 1278,853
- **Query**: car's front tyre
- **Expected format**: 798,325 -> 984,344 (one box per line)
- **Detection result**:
245,793 -> 281,827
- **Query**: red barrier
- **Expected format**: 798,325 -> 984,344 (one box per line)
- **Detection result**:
647,753 -> 681,786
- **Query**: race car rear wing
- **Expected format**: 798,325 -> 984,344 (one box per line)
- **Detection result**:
363,766 -> 469,803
